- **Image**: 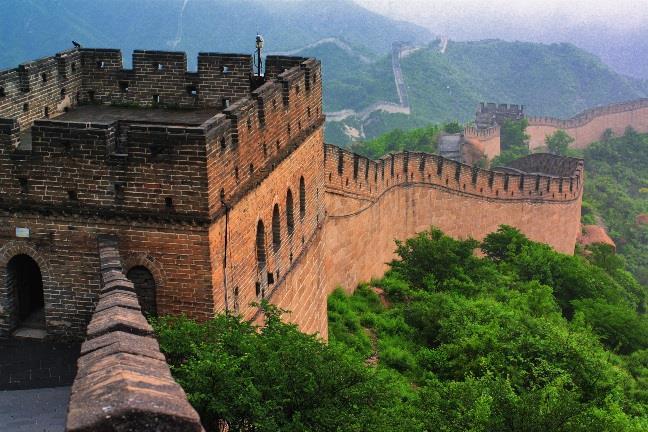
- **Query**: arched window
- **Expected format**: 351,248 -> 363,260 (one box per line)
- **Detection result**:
299,177 -> 306,220
272,204 -> 281,252
127,266 -> 157,316
256,220 -> 266,266
7,254 -> 45,329
286,189 -> 295,236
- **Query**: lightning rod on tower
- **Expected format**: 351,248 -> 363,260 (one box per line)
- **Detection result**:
256,33 -> 264,77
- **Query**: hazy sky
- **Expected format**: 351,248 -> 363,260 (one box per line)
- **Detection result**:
355,0 -> 648,33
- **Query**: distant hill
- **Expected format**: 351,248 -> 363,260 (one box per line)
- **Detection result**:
0,0 -> 432,69
310,39 -> 648,144
4,2 -> 648,148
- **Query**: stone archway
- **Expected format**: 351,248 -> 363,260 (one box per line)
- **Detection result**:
8,254 -> 45,328
0,242 -> 55,337
123,253 -> 166,317
126,266 -> 157,316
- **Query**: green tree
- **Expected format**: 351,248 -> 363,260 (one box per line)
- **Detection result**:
491,119 -> 530,166
153,305 -> 412,432
330,226 -> 648,431
443,121 -> 463,134
545,129 -> 575,155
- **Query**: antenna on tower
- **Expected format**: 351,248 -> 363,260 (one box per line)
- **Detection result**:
255,33 -> 264,77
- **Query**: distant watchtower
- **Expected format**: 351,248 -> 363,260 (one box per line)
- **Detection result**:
476,102 -> 525,129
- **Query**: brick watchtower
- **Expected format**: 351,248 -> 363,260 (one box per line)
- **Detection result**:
0,47 -> 325,338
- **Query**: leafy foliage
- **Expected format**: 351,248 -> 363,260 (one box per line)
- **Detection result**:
155,226 -> 647,431
491,119 -> 530,167
545,129 -> 575,155
152,304 -> 413,432
330,226 -> 648,431
349,123 -> 443,159
581,128 -> 648,285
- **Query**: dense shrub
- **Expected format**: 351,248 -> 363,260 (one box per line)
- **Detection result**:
155,226 -> 647,431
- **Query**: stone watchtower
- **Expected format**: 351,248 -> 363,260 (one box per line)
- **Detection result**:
475,102 -> 525,129
0,47 -> 326,339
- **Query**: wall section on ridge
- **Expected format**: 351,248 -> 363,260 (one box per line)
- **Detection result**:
208,127 -> 327,337
527,99 -> 648,149
322,145 -> 583,294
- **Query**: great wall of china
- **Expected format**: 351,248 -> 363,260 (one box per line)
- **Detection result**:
526,99 -> 648,149
0,46 -> 635,429
464,100 -> 648,156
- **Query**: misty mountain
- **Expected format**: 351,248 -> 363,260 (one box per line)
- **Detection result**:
0,0 -> 432,69
311,39 -> 648,144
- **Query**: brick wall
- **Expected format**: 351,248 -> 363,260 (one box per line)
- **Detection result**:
527,98 -> 648,149
66,235 -> 204,432
208,125 -> 327,336
322,147 -> 584,294
0,215 -> 213,338
0,49 -> 82,133
464,125 -> 501,159
0,46 -> 591,344
323,146 -> 583,292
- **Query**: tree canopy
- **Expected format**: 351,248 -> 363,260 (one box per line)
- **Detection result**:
155,225 -> 648,431
545,129 -> 575,155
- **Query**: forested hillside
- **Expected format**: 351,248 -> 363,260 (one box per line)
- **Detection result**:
0,0 -> 431,69
321,40 -> 648,144
153,226 -> 648,431
580,129 -> 648,285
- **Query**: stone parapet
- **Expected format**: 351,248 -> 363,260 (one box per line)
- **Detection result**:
65,235 -> 204,432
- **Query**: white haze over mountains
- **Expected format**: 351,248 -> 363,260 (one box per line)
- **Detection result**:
355,0 -> 648,30
354,0 -> 648,78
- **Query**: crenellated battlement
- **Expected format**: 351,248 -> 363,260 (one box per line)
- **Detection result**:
0,48 -> 323,223
525,98 -> 648,149
324,144 -> 583,206
527,98 -> 648,129
475,101 -> 525,130
464,125 -> 500,138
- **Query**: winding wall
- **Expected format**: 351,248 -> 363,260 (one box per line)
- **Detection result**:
527,99 -> 648,149
321,146 -> 583,293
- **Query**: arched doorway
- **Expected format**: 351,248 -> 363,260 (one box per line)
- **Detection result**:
126,266 -> 157,316
7,254 -> 45,329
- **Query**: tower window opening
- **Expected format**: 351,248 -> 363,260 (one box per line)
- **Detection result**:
286,189 -> 295,236
114,182 -> 125,201
256,221 -> 266,267
272,204 -> 281,252
18,178 -> 28,194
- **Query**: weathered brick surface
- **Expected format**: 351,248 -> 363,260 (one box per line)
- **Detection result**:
463,125 -> 501,159
209,126 -> 327,336
0,47 -> 322,339
322,148 -> 584,294
66,235 -> 204,432
0,217 -> 213,338
527,99 -> 648,149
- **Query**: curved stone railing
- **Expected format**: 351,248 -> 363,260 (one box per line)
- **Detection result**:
527,98 -> 648,129
324,145 -> 584,211
66,235 -> 204,432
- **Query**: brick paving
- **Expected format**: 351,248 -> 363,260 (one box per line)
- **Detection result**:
0,339 -> 80,391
